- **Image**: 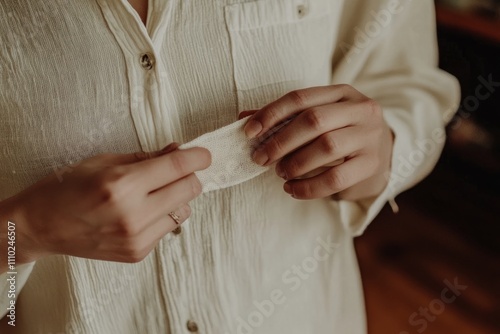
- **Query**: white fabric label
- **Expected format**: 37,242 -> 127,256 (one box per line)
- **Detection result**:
179,117 -> 269,193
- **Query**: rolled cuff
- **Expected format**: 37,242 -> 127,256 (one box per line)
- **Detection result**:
336,106 -> 446,236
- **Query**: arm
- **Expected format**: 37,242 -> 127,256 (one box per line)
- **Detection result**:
242,0 -> 460,236
0,144 -> 210,319
331,0 -> 460,235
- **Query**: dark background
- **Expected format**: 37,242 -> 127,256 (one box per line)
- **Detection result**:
356,1 -> 500,333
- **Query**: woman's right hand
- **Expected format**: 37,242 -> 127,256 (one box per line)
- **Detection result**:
0,143 -> 211,268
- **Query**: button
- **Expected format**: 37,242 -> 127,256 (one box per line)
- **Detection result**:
139,52 -> 155,70
172,226 -> 182,235
297,4 -> 308,18
186,320 -> 199,332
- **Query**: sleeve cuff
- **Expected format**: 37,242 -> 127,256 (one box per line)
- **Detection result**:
335,106 -> 444,236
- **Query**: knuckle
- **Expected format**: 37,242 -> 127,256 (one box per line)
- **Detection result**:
321,133 -> 339,155
169,153 -> 186,173
115,217 -> 141,238
288,89 -> 308,108
267,135 -> 285,160
103,165 -> 128,183
336,83 -> 351,90
364,99 -> 382,117
96,169 -> 129,206
335,84 -> 351,94
264,105 -> 281,126
325,169 -> 347,192
303,108 -> 325,131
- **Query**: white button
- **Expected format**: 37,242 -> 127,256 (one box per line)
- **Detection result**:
139,53 -> 155,70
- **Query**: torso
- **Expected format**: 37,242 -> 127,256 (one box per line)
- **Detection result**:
128,0 -> 148,24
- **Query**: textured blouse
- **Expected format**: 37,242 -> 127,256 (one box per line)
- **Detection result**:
0,0 -> 459,333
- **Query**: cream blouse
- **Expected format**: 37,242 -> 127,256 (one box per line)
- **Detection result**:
0,0 -> 459,333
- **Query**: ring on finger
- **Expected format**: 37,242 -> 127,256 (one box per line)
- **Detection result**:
168,211 -> 181,225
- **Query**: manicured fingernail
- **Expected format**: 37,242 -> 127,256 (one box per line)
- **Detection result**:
252,147 -> 268,166
283,182 -> 292,194
244,120 -> 263,139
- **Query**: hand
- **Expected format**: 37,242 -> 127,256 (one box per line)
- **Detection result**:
0,143 -> 211,269
241,84 -> 394,200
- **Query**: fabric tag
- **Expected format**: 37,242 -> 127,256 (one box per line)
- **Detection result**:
179,117 -> 269,193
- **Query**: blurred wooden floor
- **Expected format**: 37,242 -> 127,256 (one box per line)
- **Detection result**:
355,151 -> 500,334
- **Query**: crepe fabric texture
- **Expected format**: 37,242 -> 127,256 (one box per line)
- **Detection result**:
0,0 -> 459,333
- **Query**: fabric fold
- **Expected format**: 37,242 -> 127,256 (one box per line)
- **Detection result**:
179,117 -> 270,193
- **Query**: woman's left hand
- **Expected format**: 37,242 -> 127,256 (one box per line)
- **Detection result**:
240,84 -> 394,201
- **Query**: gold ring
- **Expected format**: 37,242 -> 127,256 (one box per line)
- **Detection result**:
168,212 -> 181,225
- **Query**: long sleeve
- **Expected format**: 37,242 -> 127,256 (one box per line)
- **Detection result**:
331,0 -> 460,236
0,1 -> 461,332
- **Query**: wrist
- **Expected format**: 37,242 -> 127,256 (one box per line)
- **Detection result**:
0,195 -> 42,272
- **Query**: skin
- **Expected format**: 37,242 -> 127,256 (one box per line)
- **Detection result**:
0,3 -> 394,273
0,144 -> 211,273
240,85 -> 394,201
124,0 -> 395,198
128,0 -> 148,24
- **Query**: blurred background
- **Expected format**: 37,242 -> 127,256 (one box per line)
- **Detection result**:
355,0 -> 500,333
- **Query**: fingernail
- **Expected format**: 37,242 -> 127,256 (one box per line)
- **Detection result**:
283,182 -> 292,194
252,147 -> 268,166
244,120 -> 263,139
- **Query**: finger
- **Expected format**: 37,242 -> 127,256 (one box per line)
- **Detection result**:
244,84 -> 365,138
252,102 -> 363,166
155,204 -> 191,232
160,142 -> 181,154
128,147 -> 211,193
275,126 -> 363,180
297,161 -> 344,179
283,156 -> 376,199
333,173 -> 388,201
238,110 -> 258,120
166,206 -> 188,226
104,204 -> 191,263
108,142 -> 180,165
144,173 -> 202,218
